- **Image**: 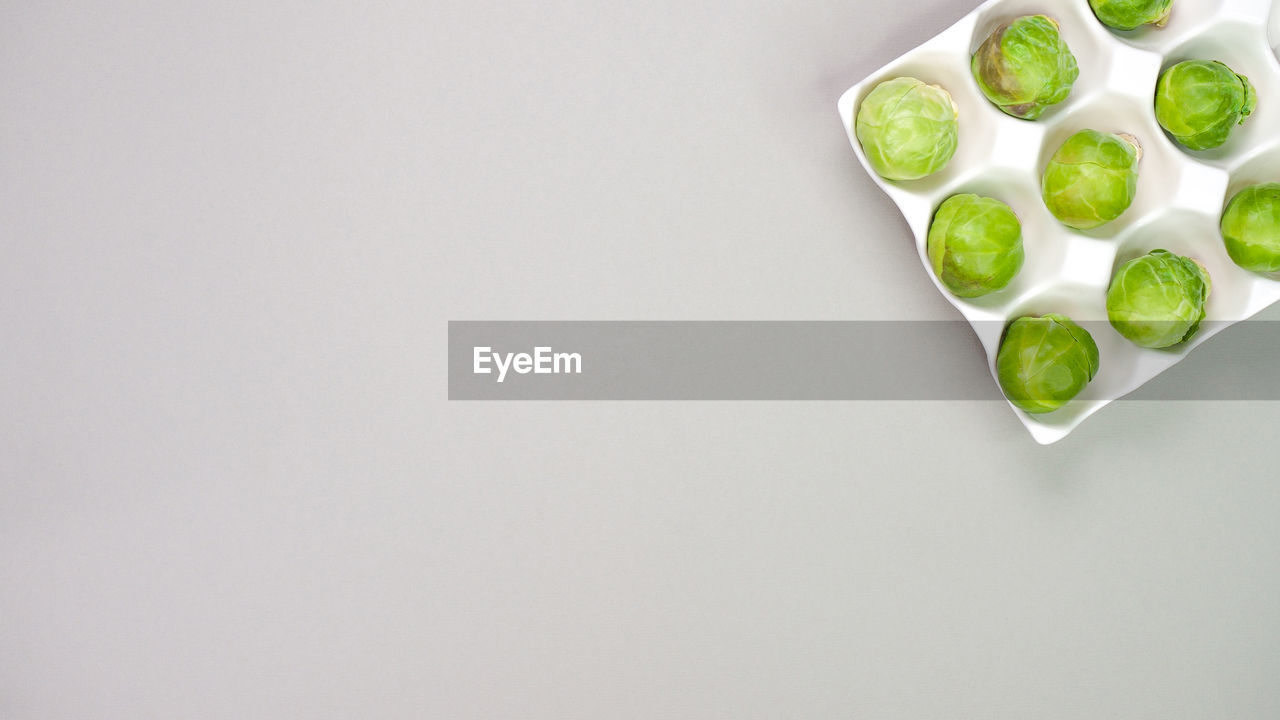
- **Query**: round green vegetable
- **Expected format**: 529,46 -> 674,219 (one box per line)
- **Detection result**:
1042,129 -> 1140,230
1088,0 -> 1173,30
926,194 -> 1024,297
997,314 -> 1100,414
1106,250 -> 1210,348
1155,60 -> 1256,151
1221,183 -> 1280,272
971,15 -> 1078,120
855,77 -> 959,181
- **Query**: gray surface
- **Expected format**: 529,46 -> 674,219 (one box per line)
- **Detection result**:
3,1 -> 1280,718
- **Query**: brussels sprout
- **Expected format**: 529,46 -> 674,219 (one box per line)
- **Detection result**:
855,77 -> 959,181
1106,250 -> 1210,348
1221,183 -> 1280,272
1155,60 -> 1256,151
971,15 -> 1079,120
997,314 -> 1100,414
1088,0 -> 1173,30
1042,129 -> 1140,229
926,194 -> 1024,297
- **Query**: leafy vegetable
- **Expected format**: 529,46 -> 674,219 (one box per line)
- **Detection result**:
1155,60 -> 1256,151
971,15 -> 1078,120
927,194 -> 1024,297
1106,250 -> 1210,348
1042,129 -> 1140,230
1221,183 -> 1280,272
855,77 -> 959,181
997,314 -> 1101,414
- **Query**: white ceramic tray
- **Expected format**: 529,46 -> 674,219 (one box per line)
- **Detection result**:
839,0 -> 1280,444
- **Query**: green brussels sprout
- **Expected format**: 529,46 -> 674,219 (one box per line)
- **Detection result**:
926,194 -> 1024,297
1155,60 -> 1256,151
1042,129 -> 1140,229
1106,250 -> 1210,348
855,77 -> 959,181
1221,183 -> 1280,272
971,15 -> 1079,120
1088,0 -> 1173,30
997,314 -> 1100,414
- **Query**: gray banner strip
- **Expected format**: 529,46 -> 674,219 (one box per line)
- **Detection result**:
448,321 -> 1280,401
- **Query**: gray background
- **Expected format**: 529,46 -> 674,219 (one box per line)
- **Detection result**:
4,0 -> 1280,718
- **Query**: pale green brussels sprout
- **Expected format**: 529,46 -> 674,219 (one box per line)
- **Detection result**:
855,77 -> 959,181
1088,0 -> 1173,30
996,314 -> 1100,414
1221,183 -> 1280,272
1106,250 -> 1210,348
1155,60 -> 1256,151
971,15 -> 1079,120
1042,129 -> 1140,229
926,194 -> 1024,297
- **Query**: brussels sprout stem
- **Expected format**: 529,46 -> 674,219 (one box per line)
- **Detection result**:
1117,133 -> 1143,162
1153,5 -> 1171,27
